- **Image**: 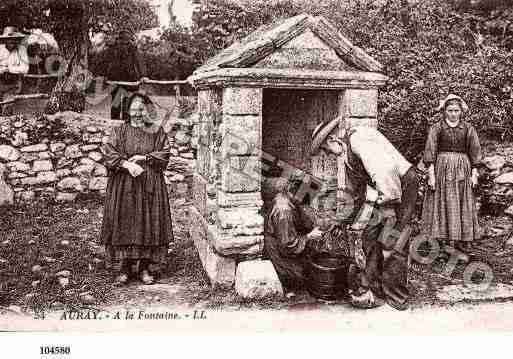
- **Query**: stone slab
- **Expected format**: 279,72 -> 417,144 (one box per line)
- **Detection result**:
220,156 -> 261,193
223,87 -> 262,115
345,117 -> 378,129
189,207 -> 236,289
235,260 -> 283,299
217,191 -> 263,208
344,89 -> 378,118
219,115 -> 261,156
436,284 -> 513,302
213,233 -> 264,257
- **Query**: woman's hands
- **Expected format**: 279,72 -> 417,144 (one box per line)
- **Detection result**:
128,154 -> 147,163
122,160 -> 144,178
307,227 -> 324,241
471,168 -> 479,188
428,164 -> 436,191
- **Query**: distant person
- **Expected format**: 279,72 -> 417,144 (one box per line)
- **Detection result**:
422,94 -> 482,255
104,30 -> 146,120
0,27 -> 29,100
101,92 -> 173,285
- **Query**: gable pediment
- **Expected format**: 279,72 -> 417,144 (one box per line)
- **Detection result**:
194,14 -> 383,75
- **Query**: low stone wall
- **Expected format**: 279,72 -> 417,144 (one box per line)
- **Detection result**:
479,143 -> 513,217
0,112 -> 196,205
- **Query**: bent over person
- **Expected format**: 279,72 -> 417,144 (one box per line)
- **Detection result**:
311,119 -> 420,310
264,177 -> 323,295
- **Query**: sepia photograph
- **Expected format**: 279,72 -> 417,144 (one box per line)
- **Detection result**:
1,0 -> 513,347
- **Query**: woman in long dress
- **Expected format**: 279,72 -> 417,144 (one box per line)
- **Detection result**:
422,94 -> 482,254
100,92 -> 173,285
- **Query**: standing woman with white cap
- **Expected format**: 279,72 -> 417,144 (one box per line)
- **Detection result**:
422,94 -> 482,255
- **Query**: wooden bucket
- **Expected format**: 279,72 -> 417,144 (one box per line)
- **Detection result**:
305,253 -> 349,301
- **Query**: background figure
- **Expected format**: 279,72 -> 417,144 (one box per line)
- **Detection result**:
0,27 -> 29,100
103,30 -> 146,120
100,93 -> 173,285
422,94 -> 482,255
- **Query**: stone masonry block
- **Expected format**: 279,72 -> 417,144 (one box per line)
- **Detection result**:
198,89 -> 222,115
217,207 -> 264,231
213,232 -> 264,257
219,115 -> 261,157
346,117 -> 378,129
223,87 -> 262,115
221,156 -> 261,193
217,191 -> 263,208
344,89 -> 378,118
189,207 -> 236,289
235,260 -> 283,299
192,174 -> 208,218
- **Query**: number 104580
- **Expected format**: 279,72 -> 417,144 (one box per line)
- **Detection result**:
40,346 -> 70,355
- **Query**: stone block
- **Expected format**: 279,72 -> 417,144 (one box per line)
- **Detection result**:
20,153 -> 38,163
221,156 -> 261,193
235,260 -> 283,299
217,207 -> 264,231
345,117 -> 378,129
57,177 -> 83,192
38,151 -> 51,160
223,87 -> 262,115
0,176 -> 14,206
81,144 -> 99,152
219,115 -> 261,156
197,89 -> 222,115
495,172 -> 513,184
7,161 -> 30,172
344,89 -> 378,118
89,177 -> 108,191
88,152 -> 103,162
20,144 -> 48,153
93,164 -> 108,177
213,233 -> 264,257
83,132 -> 103,144
56,169 -> 72,178
0,145 -> 20,162
35,171 -> 58,185
217,191 -> 263,208
65,145 -> 83,159
80,158 -> 96,166
50,142 -> 66,152
192,174 -> 208,217
33,160 -> 53,172
56,192 -> 78,202
484,155 -> 506,171
8,172 -> 27,179
189,207 -> 236,289
72,165 -> 94,177
56,158 -> 73,169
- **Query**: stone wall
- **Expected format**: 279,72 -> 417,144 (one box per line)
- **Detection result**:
0,112 -> 195,205
479,143 -> 513,217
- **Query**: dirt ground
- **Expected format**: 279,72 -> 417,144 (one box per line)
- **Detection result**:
2,193 -> 513,317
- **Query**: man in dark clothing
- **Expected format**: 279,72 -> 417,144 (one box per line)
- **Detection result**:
264,177 -> 323,293
311,118 -> 420,310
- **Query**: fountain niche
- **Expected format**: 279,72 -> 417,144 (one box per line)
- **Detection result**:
187,14 -> 387,297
